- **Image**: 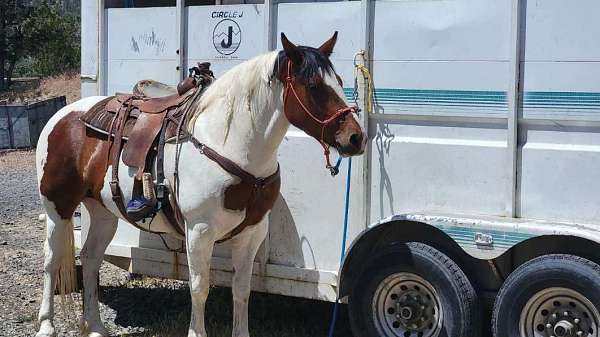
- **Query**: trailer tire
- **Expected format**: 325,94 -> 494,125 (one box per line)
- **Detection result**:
492,254 -> 600,337
348,242 -> 480,337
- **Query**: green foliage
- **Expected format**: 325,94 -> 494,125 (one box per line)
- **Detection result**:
0,0 -> 80,89
22,1 -> 80,76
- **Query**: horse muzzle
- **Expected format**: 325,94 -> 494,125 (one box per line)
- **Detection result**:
335,128 -> 367,156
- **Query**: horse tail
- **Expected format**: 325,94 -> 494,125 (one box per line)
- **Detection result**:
56,217 -> 77,298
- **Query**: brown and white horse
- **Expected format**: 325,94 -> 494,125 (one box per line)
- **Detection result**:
35,32 -> 365,337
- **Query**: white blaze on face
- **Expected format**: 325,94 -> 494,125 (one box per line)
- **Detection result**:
322,71 -> 364,130
322,71 -> 348,104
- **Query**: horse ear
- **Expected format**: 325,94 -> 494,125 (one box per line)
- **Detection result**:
281,33 -> 302,65
318,31 -> 338,57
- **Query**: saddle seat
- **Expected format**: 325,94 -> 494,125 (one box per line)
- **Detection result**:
80,88 -> 196,176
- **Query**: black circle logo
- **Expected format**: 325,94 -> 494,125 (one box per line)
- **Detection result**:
213,19 -> 241,56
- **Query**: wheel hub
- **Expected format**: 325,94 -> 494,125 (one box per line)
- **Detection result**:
373,273 -> 443,337
394,291 -> 434,331
520,288 -> 599,337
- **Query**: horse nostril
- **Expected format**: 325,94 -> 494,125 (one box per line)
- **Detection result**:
349,133 -> 362,149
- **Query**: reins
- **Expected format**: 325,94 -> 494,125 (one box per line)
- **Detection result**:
282,60 -> 358,175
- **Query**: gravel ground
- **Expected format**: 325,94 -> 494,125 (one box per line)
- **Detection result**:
0,150 -> 351,337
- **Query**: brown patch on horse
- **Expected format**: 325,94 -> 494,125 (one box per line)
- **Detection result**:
40,110 -> 110,219
221,175 -> 281,241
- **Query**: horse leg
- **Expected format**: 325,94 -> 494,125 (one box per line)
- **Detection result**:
36,202 -> 77,337
230,218 -> 269,337
79,198 -> 118,337
186,222 -> 216,337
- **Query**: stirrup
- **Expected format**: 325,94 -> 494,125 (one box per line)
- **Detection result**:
126,196 -> 156,222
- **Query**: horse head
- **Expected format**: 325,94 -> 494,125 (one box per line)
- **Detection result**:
275,32 -> 367,170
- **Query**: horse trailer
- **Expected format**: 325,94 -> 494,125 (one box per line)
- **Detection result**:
78,1 -> 600,336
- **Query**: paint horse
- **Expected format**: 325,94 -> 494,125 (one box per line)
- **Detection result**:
35,32 -> 366,337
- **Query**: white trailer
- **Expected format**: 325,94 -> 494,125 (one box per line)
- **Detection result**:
79,1 -> 600,336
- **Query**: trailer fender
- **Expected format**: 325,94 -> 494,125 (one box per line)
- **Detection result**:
338,218 -> 472,299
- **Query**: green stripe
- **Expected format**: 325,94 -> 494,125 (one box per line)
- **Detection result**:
430,224 -> 535,249
343,88 -> 600,112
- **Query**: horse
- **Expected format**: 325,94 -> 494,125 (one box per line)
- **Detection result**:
34,32 -> 366,337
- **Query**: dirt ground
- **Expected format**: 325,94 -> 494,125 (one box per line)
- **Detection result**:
0,150 -> 352,337
0,73 -> 81,105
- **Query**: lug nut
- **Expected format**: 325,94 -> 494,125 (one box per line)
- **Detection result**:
574,318 -> 580,324
577,331 -> 583,336
547,324 -> 553,329
564,311 -> 569,316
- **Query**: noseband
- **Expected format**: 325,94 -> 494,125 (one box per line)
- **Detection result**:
282,60 -> 358,175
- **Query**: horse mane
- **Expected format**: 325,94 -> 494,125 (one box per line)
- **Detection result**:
187,46 -> 336,139
272,46 -> 335,84
187,51 -> 280,137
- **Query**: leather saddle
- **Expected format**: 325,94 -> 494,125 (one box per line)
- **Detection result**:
81,89 -> 195,177
79,63 -> 214,234
80,63 -> 214,177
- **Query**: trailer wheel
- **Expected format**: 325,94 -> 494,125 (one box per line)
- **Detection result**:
348,242 -> 480,337
492,254 -> 600,337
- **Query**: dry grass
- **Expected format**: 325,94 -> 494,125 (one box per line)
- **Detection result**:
0,72 -> 80,105
38,72 -> 81,104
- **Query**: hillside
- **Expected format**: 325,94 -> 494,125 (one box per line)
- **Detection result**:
0,73 -> 80,105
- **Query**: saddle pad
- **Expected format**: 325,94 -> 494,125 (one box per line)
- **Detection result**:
80,96 -> 136,139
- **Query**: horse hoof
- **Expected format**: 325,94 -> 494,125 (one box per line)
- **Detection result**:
87,332 -> 108,337
35,332 -> 56,337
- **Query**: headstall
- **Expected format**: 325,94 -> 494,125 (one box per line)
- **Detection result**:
282,60 -> 358,176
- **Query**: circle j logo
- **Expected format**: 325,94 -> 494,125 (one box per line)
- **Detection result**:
213,19 -> 241,56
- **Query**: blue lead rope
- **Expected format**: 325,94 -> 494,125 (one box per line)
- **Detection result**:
327,157 -> 352,337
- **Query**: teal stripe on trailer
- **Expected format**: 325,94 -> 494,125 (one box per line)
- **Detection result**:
372,89 -> 508,109
431,225 -> 536,249
523,91 -> 600,114
348,88 -> 600,114
343,88 -> 354,100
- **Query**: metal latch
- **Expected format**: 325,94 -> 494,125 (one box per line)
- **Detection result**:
474,232 -> 494,248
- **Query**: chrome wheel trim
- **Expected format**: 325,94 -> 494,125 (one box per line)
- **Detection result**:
520,287 -> 600,337
372,272 -> 443,337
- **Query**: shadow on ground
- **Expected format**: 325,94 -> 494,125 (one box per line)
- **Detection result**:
100,283 -> 352,337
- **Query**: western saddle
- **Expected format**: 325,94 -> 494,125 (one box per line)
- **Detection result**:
80,63 -> 215,236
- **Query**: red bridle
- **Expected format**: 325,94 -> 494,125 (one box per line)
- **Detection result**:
282,60 -> 358,175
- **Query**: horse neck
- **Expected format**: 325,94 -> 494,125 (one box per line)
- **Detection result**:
190,57 -> 288,177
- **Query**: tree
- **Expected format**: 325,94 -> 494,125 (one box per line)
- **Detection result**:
23,1 -> 80,76
0,0 -> 34,90
0,0 -> 80,90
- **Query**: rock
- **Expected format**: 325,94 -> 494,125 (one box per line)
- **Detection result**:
38,214 -> 46,222
1,241 -> 7,245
